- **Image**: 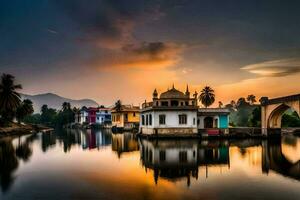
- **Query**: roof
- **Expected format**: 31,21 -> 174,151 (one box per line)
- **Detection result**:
198,108 -> 230,115
160,87 -> 187,99
111,105 -> 140,113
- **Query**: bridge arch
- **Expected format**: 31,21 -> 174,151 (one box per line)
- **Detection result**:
261,94 -> 300,134
267,104 -> 299,128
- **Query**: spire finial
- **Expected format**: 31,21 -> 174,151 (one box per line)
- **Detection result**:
172,83 -> 175,89
186,84 -> 189,92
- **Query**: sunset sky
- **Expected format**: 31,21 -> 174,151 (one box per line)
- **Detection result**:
1,0 -> 300,106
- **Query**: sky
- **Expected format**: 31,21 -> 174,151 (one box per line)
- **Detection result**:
1,0 -> 300,106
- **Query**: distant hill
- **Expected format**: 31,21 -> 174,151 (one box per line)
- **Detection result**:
21,93 -> 99,113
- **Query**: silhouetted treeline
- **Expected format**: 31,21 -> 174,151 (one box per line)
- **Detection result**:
23,102 -> 77,128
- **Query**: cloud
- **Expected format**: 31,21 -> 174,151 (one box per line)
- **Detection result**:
46,28 -> 58,34
54,0 -> 185,49
242,58 -> 300,77
91,42 -> 185,70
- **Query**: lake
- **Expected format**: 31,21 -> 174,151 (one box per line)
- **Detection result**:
0,129 -> 300,200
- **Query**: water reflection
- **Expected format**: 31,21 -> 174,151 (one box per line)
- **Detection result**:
112,132 -> 139,158
0,140 -> 18,193
0,130 -> 299,198
139,138 -> 300,186
139,139 -> 230,186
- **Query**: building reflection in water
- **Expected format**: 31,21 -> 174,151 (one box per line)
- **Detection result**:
81,129 -> 112,150
1,131 -> 300,194
111,132 -> 139,158
139,139 -> 230,186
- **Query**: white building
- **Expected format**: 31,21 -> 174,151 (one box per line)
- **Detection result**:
96,108 -> 111,125
75,107 -> 89,124
140,85 -> 198,135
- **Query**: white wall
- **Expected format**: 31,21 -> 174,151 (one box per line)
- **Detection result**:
140,110 -> 197,129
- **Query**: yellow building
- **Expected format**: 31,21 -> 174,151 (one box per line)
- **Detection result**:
111,105 -> 140,131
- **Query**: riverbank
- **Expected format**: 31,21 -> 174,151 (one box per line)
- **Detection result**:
0,123 -> 53,138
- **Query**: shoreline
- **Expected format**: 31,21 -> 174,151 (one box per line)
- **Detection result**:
0,123 -> 54,139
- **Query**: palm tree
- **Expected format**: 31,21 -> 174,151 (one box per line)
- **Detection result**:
0,74 -> 22,124
114,100 -> 122,112
247,94 -> 256,105
199,86 -> 215,108
16,99 -> 34,123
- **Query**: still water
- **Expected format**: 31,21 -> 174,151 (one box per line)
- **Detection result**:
0,129 -> 300,200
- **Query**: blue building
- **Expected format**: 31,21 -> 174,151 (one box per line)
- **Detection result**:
96,108 -> 112,125
197,108 -> 230,129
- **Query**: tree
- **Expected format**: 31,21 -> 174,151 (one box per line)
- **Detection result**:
282,111 -> 300,127
199,86 -> 215,108
16,99 -> 34,123
218,101 -> 223,108
248,106 -> 261,127
230,100 -> 236,108
40,104 -> 57,126
62,102 -> 71,112
114,100 -> 122,112
0,74 -> 22,125
247,94 -> 256,105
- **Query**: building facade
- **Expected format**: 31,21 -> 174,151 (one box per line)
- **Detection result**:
75,107 -> 89,124
96,108 -> 112,125
140,85 -> 199,135
75,107 -> 112,126
111,105 -> 140,130
197,108 -> 230,129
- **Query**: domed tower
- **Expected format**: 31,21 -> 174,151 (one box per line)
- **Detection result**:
185,84 -> 190,97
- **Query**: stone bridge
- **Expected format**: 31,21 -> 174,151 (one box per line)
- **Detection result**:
260,94 -> 300,135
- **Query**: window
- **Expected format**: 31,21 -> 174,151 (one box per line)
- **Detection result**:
159,115 -> 166,125
142,115 -> 145,125
179,114 -> 187,124
171,100 -> 179,106
146,115 -> 149,125
159,150 -> 166,162
133,112 -> 136,117
149,114 -> 152,125
161,101 -> 168,106
185,101 -> 189,106
116,115 -> 120,121
179,151 -> 188,163
193,118 -> 196,125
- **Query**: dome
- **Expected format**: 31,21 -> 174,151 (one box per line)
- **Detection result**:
160,87 -> 187,99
